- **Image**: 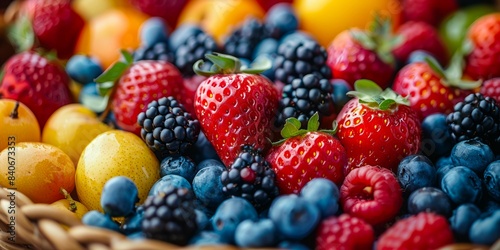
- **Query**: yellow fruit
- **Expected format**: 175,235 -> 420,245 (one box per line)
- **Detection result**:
0,142 -> 75,204
42,104 -> 112,165
76,130 -> 159,212
51,189 -> 89,220
73,0 -> 132,20
0,99 -> 41,152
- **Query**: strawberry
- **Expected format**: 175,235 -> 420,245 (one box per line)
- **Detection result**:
335,80 -> 421,174
0,50 -> 73,128
401,0 -> 458,27
129,0 -> 187,29
95,51 -> 183,135
481,78 -> 500,105
392,21 -> 448,65
182,75 -> 207,118
193,53 -> 279,168
464,13 -> 500,81
316,214 -> 374,250
266,113 -> 347,194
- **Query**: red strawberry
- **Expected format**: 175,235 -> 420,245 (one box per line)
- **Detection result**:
464,13 -> 500,81
481,78 -> 500,105
266,113 -> 347,194
335,80 -> 421,174
182,75 -> 207,118
193,53 -> 279,167
316,214 -> 374,250
31,0 -> 85,59
0,51 -> 73,128
402,0 -> 458,27
392,21 -> 448,65
340,165 -> 402,226
129,0 -> 188,29
377,212 -> 454,250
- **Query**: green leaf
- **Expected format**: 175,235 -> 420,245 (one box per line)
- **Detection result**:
354,79 -> 383,96
379,99 -> 396,110
121,50 -> 134,64
424,56 -> 446,79
241,55 -> 272,74
205,53 -> 239,73
81,93 -> 109,113
8,14 -> 35,52
193,60 -> 215,77
97,81 -> 115,96
281,117 -> 301,138
95,61 -> 129,83
350,30 -> 376,51
307,112 -> 320,132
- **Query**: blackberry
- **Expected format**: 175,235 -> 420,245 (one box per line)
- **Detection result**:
174,32 -> 218,77
142,186 -> 197,245
274,39 -> 331,85
137,96 -> 200,159
446,93 -> 500,149
133,42 -> 174,63
223,17 -> 270,60
275,73 -> 335,129
220,145 -> 279,210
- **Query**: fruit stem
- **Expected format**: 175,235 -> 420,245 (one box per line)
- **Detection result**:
60,188 -> 77,212
362,186 -> 373,196
9,101 -> 19,119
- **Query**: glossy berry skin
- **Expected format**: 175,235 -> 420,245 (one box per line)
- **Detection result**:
397,155 -> 436,196
139,17 -> 169,47
300,178 -> 340,219
481,78 -> 500,104
192,164 -> 228,210
268,194 -> 320,240
82,210 -> 120,232
393,62 -> 471,120
234,219 -> 277,248
112,60 -> 183,135
264,3 -> 298,39
327,30 -> 394,90
149,174 -> 192,196
465,14 -> 500,80
187,132 -> 220,164
340,165 -> 402,226
436,163 -> 455,185
420,113 -> 454,160
266,131 -> 347,194
407,187 -> 452,217
449,203 -> 481,241
450,139 -> 494,174
190,231 -> 227,246
316,214 -> 374,250
469,210 -> 500,245
484,160 -> 500,202
66,55 -> 103,85
122,206 -> 144,235
336,98 -> 421,174
377,212 -> 454,250
160,156 -> 196,182
0,51 -> 73,128
169,24 -> 203,51
100,176 -> 139,217
441,166 -> 483,205
194,74 -> 279,167
401,0 -> 458,27
211,197 -> 258,244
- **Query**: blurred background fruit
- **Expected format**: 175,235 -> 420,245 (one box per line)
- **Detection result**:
73,0 -> 131,20
129,0 -> 188,30
0,99 -> 40,152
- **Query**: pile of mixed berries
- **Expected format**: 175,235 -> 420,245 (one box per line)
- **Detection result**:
1,0 -> 500,249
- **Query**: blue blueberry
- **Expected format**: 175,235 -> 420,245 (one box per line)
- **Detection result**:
300,178 -> 340,218
148,174 -> 192,196
484,160 -> 500,202
278,241 -> 311,250
121,206 -> 144,235
160,155 -> 197,182
269,194 -> 320,240
235,219 -> 277,248
195,209 -> 209,231
100,176 -> 139,217
436,163 -> 455,184
469,210 -> 500,245
211,197 -> 258,243
139,17 -> 169,46
436,156 -> 453,170
187,132 -> 221,164
331,79 -> 352,112
195,158 -> 225,173
192,164 -> 228,209
450,138 -> 495,174
407,187 -> 452,216
66,55 -> 103,84
406,50 -> 437,65
265,3 -> 298,38
127,232 -> 146,240
420,113 -> 454,159
397,154 -> 437,196
441,166 -> 483,205
253,38 -> 279,59
449,203 -> 481,241
169,24 -> 203,51
480,199 -> 500,214
189,231 -> 228,245
79,82 -> 108,114
82,210 -> 120,231
280,31 -> 315,45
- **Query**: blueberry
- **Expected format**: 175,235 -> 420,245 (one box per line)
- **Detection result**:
450,138 -> 495,174
121,206 -> 144,235
195,209 -> 209,231
169,24 -> 203,51
160,155 -> 196,182
420,113 -> 454,159
100,176 -> 139,217
79,82 -> 108,114
397,154 -> 437,196
195,158 -> 225,173
235,219 -> 277,247
212,197 -> 258,243
139,17 -> 169,46
407,187 -> 452,216
187,132 -> 221,164
331,79 -> 352,112
253,38 -> 279,59
449,203 -> 481,241
66,55 -> 103,84
127,231 -> 146,240
278,241 -> 311,250
300,178 -> 340,218
406,50 -> 437,65
469,210 -> 500,245
436,156 -> 453,170
82,210 -> 120,231
480,199 -> 500,214
269,194 -> 320,240
148,174 -> 192,196
280,31 -> 315,45
484,160 -> 500,202
441,166 -> 483,205
192,164 -> 228,209
436,163 -> 455,184
189,231 -> 228,245
265,3 -> 298,38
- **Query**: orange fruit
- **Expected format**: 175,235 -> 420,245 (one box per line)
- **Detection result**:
75,7 -> 149,69
0,99 -> 40,152
0,142 -> 75,204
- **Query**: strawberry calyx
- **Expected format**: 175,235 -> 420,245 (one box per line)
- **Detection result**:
193,52 -> 272,76
347,79 -> 409,111
272,112 -> 337,146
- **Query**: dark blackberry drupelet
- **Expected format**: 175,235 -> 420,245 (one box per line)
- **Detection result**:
174,32 -> 218,77
223,17 -> 270,60
137,96 -> 200,159
274,39 -> 331,85
142,186 -> 197,245
133,42 -> 174,63
446,93 -> 500,149
221,145 -> 279,210
275,73 -> 335,129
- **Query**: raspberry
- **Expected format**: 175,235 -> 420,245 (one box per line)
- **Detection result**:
377,212 -> 454,250
316,214 -> 374,250
340,165 -> 403,226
